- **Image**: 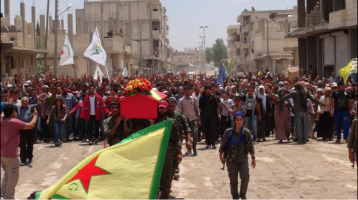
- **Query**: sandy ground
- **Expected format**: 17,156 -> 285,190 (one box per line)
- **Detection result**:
1,135 -> 357,199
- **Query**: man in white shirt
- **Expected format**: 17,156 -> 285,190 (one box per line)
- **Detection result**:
328,72 -> 337,83
219,92 -> 234,139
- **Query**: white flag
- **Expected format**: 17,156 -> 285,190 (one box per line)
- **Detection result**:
84,27 -> 107,66
59,35 -> 74,66
94,65 -> 104,86
122,67 -> 129,77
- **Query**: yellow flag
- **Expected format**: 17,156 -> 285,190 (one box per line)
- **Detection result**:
35,121 -> 172,199
339,58 -> 357,84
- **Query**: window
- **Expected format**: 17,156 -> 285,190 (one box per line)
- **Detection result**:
153,9 -> 158,11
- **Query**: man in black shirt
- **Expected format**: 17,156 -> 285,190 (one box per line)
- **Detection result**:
330,82 -> 352,143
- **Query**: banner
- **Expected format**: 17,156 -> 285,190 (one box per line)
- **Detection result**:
217,63 -> 227,86
35,121 -> 173,199
84,27 -> 109,77
59,35 -> 74,66
122,67 -> 129,77
94,65 -> 104,86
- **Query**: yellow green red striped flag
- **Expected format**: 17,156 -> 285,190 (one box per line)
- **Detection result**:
35,121 -> 173,199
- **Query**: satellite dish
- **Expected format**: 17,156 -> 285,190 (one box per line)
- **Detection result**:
244,9 -> 248,11
269,13 -> 277,20
251,7 -> 256,11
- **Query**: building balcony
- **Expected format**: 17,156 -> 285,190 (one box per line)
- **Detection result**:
227,47 -> 236,53
328,9 -> 347,29
152,11 -> 161,21
241,42 -> 249,49
124,41 -> 138,55
227,36 -> 234,41
167,57 -> 172,63
152,30 -> 161,40
103,36 -> 124,54
242,26 -> 249,32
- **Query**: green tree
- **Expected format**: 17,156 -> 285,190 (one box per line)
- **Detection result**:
37,63 -> 45,74
205,47 -> 213,63
211,38 -> 228,66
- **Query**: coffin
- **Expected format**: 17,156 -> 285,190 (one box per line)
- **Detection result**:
120,93 -> 159,119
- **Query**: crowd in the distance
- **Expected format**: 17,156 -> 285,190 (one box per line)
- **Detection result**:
0,67 -> 357,165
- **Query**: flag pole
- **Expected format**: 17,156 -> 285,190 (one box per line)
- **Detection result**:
104,64 -> 110,78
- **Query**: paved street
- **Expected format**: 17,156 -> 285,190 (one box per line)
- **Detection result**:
3,135 -> 356,199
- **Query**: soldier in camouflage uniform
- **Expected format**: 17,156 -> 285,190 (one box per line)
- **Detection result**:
103,101 -> 153,148
103,101 -> 125,148
156,99 -> 191,199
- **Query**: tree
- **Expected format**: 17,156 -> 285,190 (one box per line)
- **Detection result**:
205,47 -> 213,63
211,38 -> 228,66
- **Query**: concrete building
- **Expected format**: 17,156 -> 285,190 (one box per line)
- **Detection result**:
287,0 -> 357,78
73,0 -> 171,76
173,48 -> 203,73
232,7 -> 298,74
227,25 -> 240,73
1,1 -> 46,77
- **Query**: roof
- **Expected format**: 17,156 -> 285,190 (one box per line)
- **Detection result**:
1,43 -> 47,54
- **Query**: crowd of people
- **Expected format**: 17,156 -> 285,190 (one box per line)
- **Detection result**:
1,67 -> 357,199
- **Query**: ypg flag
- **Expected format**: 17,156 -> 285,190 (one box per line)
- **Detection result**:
84,27 -> 107,66
339,58 -> 357,84
35,121 -> 172,199
59,35 -> 74,66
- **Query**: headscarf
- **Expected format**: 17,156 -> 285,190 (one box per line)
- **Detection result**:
278,88 -> 291,113
322,87 -> 332,105
233,112 -> 245,134
258,85 -> 267,111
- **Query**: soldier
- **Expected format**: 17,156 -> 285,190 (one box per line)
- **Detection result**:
103,101 -> 125,148
156,98 -> 191,199
347,119 -> 357,166
219,112 -> 256,199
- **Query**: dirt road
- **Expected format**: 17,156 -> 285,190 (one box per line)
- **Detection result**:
2,136 -> 356,199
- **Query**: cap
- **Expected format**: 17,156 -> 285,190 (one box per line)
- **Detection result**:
42,85 -> 49,89
332,82 -> 338,87
158,100 -> 168,109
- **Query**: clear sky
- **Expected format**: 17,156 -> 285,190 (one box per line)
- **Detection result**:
2,0 -> 297,51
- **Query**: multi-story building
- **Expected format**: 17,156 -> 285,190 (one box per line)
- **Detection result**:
1,0 -> 46,77
227,25 -> 240,73
173,48 -> 202,73
75,0 -> 171,75
287,0 -> 357,78
232,7 -> 298,74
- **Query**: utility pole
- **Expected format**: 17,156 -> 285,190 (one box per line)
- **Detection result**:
44,0 -> 50,72
200,26 -> 208,74
54,0 -> 59,75
266,20 -> 270,72
137,0 -> 142,75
